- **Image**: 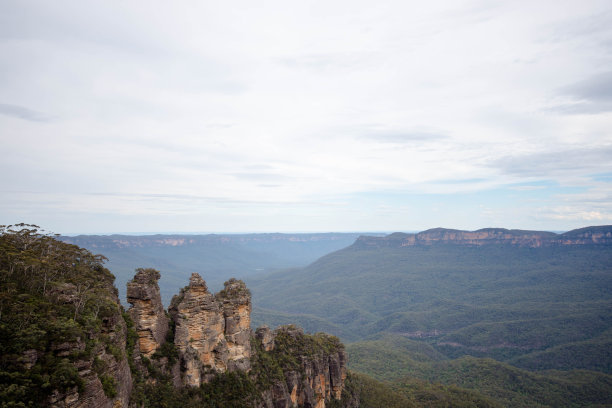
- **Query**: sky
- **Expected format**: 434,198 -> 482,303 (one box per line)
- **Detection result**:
1,0 -> 612,234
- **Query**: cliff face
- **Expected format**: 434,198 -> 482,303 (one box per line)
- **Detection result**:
0,225 -> 133,408
165,273 -> 253,386
354,225 -> 612,248
169,273 -> 229,386
253,326 -> 347,408
47,289 -> 132,408
216,278 -> 252,372
126,268 -> 168,357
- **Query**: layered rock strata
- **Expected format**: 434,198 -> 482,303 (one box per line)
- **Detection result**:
168,273 -> 252,386
217,278 -> 252,372
126,268 -> 168,357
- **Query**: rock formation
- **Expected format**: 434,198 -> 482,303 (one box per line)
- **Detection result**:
126,268 -> 168,357
256,326 -> 275,351
167,273 -> 253,386
255,326 -> 347,408
216,278 -> 252,372
169,273 -> 228,386
126,271 -> 346,407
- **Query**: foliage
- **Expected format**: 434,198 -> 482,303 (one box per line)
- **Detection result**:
340,371 -> 415,408
249,336 -> 284,388
268,326 -> 344,373
348,336 -> 612,408
248,243 -> 612,374
50,358 -> 84,393
0,224 -> 121,406
99,374 -> 117,398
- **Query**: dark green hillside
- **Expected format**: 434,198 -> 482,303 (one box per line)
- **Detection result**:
347,336 -> 612,408
413,357 -> 612,407
508,332 -> 612,373
248,228 -> 612,374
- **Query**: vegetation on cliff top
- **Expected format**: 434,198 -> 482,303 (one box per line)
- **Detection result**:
0,224 -> 122,406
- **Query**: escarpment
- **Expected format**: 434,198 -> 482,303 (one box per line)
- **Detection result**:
354,225 -> 612,248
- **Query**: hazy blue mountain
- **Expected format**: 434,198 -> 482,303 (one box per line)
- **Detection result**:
59,233 -> 374,305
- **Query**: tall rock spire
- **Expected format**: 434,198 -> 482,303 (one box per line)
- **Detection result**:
126,268 -> 168,357
217,278 -> 252,372
169,273 -> 228,386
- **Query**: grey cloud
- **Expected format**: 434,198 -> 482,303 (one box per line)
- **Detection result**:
547,102 -> 612,115
277,52 -> 375,71
359,130 -> 448,144
0,103 -> 49,122
546,10 -> 612,43
550,71 -> 612,114
244,164 -> 276,170
562,71 -> 612,102
0,1 -> 169,59
0,2 -> 246,97
431,178 -> 488,185
228,172 -> 293,182
491,145 -> 612,177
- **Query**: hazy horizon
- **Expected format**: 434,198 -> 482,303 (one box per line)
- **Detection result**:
54,227 -> 577,237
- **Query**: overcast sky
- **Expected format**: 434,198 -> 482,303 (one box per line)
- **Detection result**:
1,0 -> 612,234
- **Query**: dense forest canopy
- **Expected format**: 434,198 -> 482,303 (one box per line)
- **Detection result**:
0,224 -> 121,406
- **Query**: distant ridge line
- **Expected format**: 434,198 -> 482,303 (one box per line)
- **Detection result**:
354,225 -> 612,248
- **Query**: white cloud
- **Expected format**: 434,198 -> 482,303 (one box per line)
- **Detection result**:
1,0 -> 612,232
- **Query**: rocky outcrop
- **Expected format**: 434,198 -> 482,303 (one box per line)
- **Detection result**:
123,268 -> 347,406
166,273 -> 254,386
126,268 -> 168,357
128,271 -> 347,407
354,225 -> 612,248
217,278 -> 252,372
169,273 -> 228,386
254,326 -> 347,408
256,326 -> 275,351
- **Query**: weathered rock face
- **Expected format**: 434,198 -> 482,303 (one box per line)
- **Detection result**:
256,326 -> 275,352
126,268 -> 168,357
168,273 -> 255,386
170,273 -> 227,386
255,326 -> 347,408
217,278 -> 252,372
126,270 -> 347,406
